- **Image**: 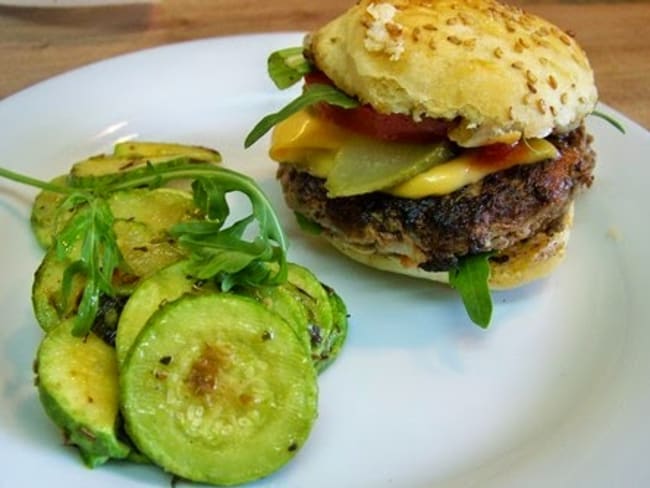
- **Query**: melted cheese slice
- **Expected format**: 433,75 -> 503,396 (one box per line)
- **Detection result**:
269,109 -> 559,198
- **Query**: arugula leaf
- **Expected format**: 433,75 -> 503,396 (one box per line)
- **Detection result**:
244,83 -> 360,148
55,196 -> 120,336
294,212 -> 323,235
448,253 -> 493,328
591,110 -> 626,134
268,47 -> 313,89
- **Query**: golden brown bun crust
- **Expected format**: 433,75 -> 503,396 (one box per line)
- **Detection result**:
309,0 -> 598,146
325,204 -> 573,290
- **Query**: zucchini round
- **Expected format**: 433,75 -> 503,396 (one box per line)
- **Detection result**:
115,260 -> 215,367
120,293 -> 318,486
30,175 -> 72,249
36,318 -> 130,467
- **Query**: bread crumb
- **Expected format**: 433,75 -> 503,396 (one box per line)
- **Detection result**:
364,2 -> 405,61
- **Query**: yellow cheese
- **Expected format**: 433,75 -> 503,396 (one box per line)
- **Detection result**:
269,109 -> 559,198
269,108 -> 349,164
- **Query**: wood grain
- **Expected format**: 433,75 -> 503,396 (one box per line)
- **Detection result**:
0,1 -> 648,129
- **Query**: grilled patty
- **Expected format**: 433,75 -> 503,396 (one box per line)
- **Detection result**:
277,126 -> 595,271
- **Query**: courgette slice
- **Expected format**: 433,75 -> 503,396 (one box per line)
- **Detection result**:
107,187 -> 201,233
318,286 -> 349,372
32,188 -> 199,331
283,263 -> 344,371
113,220 -> 187,279
70,154 -> 183,180
115,260 -> 216,367
113,141 -> 221,163
237,282 -> 311,351
120,294 -> 318,486
35,318 -> 130,467
68,155 -> 213,188
30,175 -> 72,249
32,223 -> 181,332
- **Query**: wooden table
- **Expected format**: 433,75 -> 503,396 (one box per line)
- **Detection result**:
0,0 -> 648,129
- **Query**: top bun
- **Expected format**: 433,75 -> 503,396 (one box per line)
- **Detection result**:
308,0 -> 598,146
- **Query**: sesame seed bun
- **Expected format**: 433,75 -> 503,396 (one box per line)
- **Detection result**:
324,204 -> 573,290
308,0 -> 598,147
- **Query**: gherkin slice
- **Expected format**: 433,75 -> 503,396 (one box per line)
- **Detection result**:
121,293 -> 318,486
325,138 -> 454,197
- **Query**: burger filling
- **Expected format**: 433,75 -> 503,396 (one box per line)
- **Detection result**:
276,125 -> 594,271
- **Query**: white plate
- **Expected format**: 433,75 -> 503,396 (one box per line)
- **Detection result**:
1,33 -> 649,488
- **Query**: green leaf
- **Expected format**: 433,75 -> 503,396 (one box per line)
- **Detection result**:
448,253 -> 493,328
191,178 -> 229,224
244,83 -> 360,148
268,47 -> 313,89
169,171 -> 288,289
591,110 -> 626,134
294,212 -> 323,235
53,197 -> 121,336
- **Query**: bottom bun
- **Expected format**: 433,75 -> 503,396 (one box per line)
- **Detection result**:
325,204 -> 574,291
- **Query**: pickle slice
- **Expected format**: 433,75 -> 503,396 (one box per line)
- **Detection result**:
121,294 -> 318,486
325,138 -> 454,197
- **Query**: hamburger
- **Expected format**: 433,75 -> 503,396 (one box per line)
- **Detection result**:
246,0 -> 598,326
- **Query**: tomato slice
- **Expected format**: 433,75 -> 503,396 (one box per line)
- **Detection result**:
304,71 -> 450,143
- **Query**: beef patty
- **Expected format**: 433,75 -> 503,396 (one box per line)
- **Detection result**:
277,126 -> 595,271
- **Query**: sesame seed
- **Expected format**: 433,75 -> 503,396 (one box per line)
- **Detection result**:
526,70 -> 537,83
446,17 -> 459,26
459,13 -> 472,25
548,75 -> 558,89
550,105 -> 558,116
527,82 -> 538,94
539,56 -> 549,65
518,37 -> 530,49
508,106 -> 515,120
578,96 -> 587,104
560,34 -> 571,45
412,27 -> 421,42
560,92 -> 569,104
428,39 -> 436,50
447,35 -> 462,45
494,47 -> 504,58
536,27 -> 549,37
422,23 -> 437,31
523,93 -> 534,105
537,99 -> 547,114
506,21 -> 516,33
511,61 -> 524,70
463,38 -> 477,49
